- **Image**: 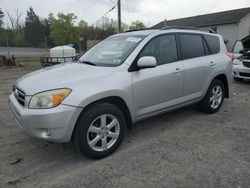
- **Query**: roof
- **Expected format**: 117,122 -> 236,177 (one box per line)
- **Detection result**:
151,7 -> 250,29
119,29 -> 158,36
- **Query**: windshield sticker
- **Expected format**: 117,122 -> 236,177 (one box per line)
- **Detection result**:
126,37 -> 142,43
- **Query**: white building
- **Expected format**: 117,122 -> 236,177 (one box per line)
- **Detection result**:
152,7 -> 250,52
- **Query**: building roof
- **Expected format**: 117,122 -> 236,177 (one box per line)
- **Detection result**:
151,7 -> 250,29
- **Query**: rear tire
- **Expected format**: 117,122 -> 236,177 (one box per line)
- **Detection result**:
73,103 -> 126,159
199,79 -> 225,114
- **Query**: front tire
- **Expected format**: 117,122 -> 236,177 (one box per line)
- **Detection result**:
73,103 -> 126,159
199,79 -> 225,114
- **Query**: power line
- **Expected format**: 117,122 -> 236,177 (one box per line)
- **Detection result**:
90,3 -> 117,26
103,3 -> 117,17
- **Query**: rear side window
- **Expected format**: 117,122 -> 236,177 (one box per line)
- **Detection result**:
179,34 -> 205,60
204,35 -> 220,54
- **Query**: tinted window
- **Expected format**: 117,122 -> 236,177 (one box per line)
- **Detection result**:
179,34 -> 205,59
139,35 -> 177,65
204,35 -> 220,54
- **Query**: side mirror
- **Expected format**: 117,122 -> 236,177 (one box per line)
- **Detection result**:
137,56 -> 157,69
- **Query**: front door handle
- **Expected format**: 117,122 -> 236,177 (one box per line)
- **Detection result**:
174,68 -> 183,74
209,61 -> 215,66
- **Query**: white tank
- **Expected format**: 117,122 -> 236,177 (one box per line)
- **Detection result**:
50,46 -> 76,62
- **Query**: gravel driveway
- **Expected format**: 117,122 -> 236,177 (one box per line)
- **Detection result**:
0,66 -> 249,188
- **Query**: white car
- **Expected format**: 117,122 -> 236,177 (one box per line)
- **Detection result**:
233,50 -> 250,81
232,40 -> 250,81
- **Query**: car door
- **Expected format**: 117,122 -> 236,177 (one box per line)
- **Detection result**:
131,34 -> 184,118
177,33 -> 215,99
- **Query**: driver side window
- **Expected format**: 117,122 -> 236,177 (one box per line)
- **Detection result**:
139,35 -> 178,65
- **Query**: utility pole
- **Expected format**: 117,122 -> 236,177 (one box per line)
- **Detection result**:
44,35 -> 47,49
118,0 -> 121,33
6,32 -> 10,58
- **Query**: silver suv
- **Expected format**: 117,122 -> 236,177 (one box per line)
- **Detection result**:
9,27 -> 232,158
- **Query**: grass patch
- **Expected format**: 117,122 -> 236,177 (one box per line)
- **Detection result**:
15,57 -> 42,70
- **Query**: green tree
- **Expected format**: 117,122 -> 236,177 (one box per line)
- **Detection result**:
24,7 -> 44,46
78,20 -> 88,38
41,13 -> 55,48
129,20 -> 146,30
47,13 -> 55,24
50,13 -> 78,45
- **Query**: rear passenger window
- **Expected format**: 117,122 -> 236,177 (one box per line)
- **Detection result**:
179,34 -> 205,60
204,35 -> 220,54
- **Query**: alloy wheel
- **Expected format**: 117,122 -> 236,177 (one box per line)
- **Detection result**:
209,85 -> 223,109
87,114 -> 120,152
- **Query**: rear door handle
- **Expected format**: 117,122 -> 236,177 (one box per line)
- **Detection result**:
174,68 -> 183,74
209,61 -> 215,66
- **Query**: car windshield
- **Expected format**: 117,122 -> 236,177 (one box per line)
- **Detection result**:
79,35 -> 144,67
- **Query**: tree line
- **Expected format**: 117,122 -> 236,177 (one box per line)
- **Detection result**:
0,7 -> 147,49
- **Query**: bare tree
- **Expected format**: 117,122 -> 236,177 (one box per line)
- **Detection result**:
6,10 -> 14,29
15,9 -> 23,29
5,9 -> 23,30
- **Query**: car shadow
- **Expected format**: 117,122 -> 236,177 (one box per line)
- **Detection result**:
233,79 -> 250,85
28,104 -> 199,162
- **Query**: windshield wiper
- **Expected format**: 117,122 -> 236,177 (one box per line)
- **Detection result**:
78,60 -> 97,66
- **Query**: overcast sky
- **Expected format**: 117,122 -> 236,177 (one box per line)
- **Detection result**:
1,0 -> 250,27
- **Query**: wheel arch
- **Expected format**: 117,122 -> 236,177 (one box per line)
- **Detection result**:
73,96 -> 133,141
213,74 -> 229,98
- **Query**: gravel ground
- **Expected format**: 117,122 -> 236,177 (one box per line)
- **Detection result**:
0,66 -> 249,188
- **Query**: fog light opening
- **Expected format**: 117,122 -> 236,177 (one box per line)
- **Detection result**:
43,128 -> 51,137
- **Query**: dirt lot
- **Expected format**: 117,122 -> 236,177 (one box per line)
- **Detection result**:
0,65 -> 250,188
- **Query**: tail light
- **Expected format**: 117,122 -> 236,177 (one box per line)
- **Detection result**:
226,52 -> 233,60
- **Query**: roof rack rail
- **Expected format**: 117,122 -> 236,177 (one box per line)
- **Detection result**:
125,28 -> 152,33
160,26 -> 216,34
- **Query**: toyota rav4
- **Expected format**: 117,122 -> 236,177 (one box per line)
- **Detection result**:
9,27 -> 232,159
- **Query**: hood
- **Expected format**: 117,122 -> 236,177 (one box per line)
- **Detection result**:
16,62 -> 114,95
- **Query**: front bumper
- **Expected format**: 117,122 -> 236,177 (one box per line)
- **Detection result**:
233,64 -> 250,80
9,93 -> 82,143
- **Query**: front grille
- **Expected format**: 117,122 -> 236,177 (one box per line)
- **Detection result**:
242,61 -> 250,68
239,72 -> 250,78
14,87 -> 26,106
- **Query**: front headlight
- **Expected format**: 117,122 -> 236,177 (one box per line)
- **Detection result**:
233,59 -> 242,65
29,88 -> 71,109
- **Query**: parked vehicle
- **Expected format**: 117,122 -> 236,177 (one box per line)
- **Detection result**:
233,41 -> 250,81
9,27 -> 232,159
